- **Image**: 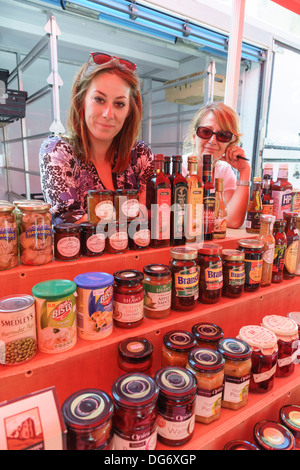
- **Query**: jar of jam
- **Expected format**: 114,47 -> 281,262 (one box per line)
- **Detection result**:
272,220 -> 287,283
186,348 -> 224,424
237,239 -> 263,291
0,202 -> 18,270
254,420 -> 295,450
198,244 -> 223,303
222,249 -> 245,298
143,264 -> 172,319
87,189 -> 114,223
162,330 -> 197,367
118,337 -> 153,375
106,221 -> 128,254
128,218 -> 150,250
113,270 -> 144,328
262,314 -> 298,377
61,389 -> 114,450
170,247 -> 199,311
154,366 -> 197,446
224,440 -> 258,450
114,189 -> 139,221
280,405 -> 300,448
283,211 -> 299,279
217,338 -> 252,410
238,325 -> 278,393
80,222 -> 106,257
287,311 -> 300,361
54,223 -> 81,261
112,373 -> 159,450
192,322 -> 224,350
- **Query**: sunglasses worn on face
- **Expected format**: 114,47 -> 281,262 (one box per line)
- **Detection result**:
196,126 -> 233,143
90,52 -> 137,72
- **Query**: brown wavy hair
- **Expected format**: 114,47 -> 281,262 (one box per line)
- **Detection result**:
67,56 -> 142,173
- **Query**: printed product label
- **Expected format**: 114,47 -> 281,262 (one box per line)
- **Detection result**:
173,186 -> 188,239
222,375 -> 250,404
244,259 -> 262,284
203,194 -> 215,234
228,266 -> 245,286
204,261 -> 223,290
263,244 -> 275,264
214,217 -> 227,234
175,266 -> 199,298
272,189 -> 292,219
246,212 -> 261,231
133,229 -> 150,247
262,203 -> 274,215
277,349 -> 298,368
154,188 -> 171,240
113,292 -> 144,323
157,411 -> 195,442
86,233 -> 105,253
57,236 -> 80,257
195,386 -> 223,418
272,244 -> 287,273
109,231 -> 128,250
253,364 -> 277,383
187,189 -> 203,238
284,240 -> 299,274
76,286 -> 113,340
25,224 -> 52,239
95,201 -> 114,220
0,228 -> 16,241
144,282 -> 172,311
121,198 -> 139,218
113,426 -> 157,450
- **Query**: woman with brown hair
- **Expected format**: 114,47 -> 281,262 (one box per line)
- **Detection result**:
39,52 -> 153,223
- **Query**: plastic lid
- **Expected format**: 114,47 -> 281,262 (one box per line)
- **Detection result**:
287,312 -> 300,326
118,337 -> 153,362
113,270 -> 144,285
115,189 -> 138,195
198,243 -> 222,255
170,246 -> 198,260
238,325 -> 278,350
188,348 -> 225,373
112,373 -> 159,408
32,279 -> 77,299
192,322 -> 224,343
143,264 -> 171,277
222,249 -> 245,261
262,315 -> 298,337
254,420 -> 295,450
154,366 -> 197,398
217,338 -> 252,361
80,222 -> 97,231
87,189 -> 113,195
163,330 -> 197,352
224,440 -> 258,450
54,222 -> 80,233
61,389 -> 113,430
280,405 -> 300,432
0,294 -> 34,312
74,272 -> 114,290
237,239 -> 264,249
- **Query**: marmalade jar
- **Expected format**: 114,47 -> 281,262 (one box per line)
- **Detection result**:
61,389 -> 114,450
280,405 -> 300,448
186,348 -> 224,424
118,337 -> 153,376
114,189 -> 139,222
170,247 -> 199,311
237,239 -> 263,291
106,221 -> 128,254
161,330 -> 197,368
80,222 -> 105,257
192,322 -> 224,350
143,264 -> 172,319
113,270 -> 144,328
54,223 -> 81,261
217,338 -> 252,410
221,249 -> 245,297
0,202 -> 18,270
262,314 -> 298,377
254,420 -> 295,450
112,373 -> 159,450
87,189 -> 114,224
238,325 -> 278,393
272,220 -> 287,283
198,244 -> 223,303
154,366 -> 197,446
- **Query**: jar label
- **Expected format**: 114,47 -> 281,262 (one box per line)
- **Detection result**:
195,386 -> 223,418
121,198 -> 139,218
24,224 -> 52,239
57,236 -> 80,257
263,244 -> 275,264
157,411 -> 195,441
144,282 -> 172,311
277,348 -> 298,368
214,216 -> 227,234
109,231 -> 128,250
154,189 -> 171,240
86,233 -> 105,253
272,189 -> 292,219
246,212 -> 261,230
284,240 -> 299,274
223,375 -> 250,404
204,261 -> 223,290
0,227 -> 16,241
113,426 -> 157,450
228,265 -> 245,285
113,292 -> 144,323
253,364 -> 277,383
95,201 -> 114,220
174,266 -> 199,298
133,229 -> 150,247
244,259 -> 262,284
272,244 -> 287,273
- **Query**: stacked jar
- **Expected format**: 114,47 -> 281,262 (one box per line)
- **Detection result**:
192,322 -> 224,350
118,337 -> 153,376
0,202 -> 18,270
161,330 -> 197,368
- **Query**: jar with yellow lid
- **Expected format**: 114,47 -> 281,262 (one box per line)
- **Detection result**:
161,330 -> 197,368
143,264 -> 172,319
0,202 -> 18,270
87,190 -> 114,224
170,247 -> 199,311
18,203 -> 53,265
222,249 -> 245,298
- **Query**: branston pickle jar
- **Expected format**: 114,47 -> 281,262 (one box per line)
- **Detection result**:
198,243 -> 223,304
80,222 -> 105,257
238,325 -> 278,393
62,389 -> 114,450
217,338 -> 252,410
237,239 -> 263,291
0,202 -> 18,271
170,247 -> 199,311
192,322 -> 224,350
254,420 -> 295,450
280,405 -> 300,448
221,249 -> 245,298
54,223 -> 81,261
87,189 -> 114,224
262,314 -> 298,378
186,348 -> 224,424
143,264 -> 172,319
118,337 -> 153,376
112,372 -> 159,450
161,330 -> 197,368
113,270 -> 144,328
155,366 -> 197,446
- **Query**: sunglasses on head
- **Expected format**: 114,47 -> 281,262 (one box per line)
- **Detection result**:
90,52 -> 137,72
196,126 -> 233,143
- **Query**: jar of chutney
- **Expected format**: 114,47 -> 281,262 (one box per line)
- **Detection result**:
54,223 -> 81,261
118,337 -> 153,376
237,239 -> 263,291
87,189 -> 114,223
80,222 -> 105,257
143,264 -> 172,319
170,247 -> 199,311
113,270 -> 144,328
162,330 -> 197,368
192,322 -> 224,350
222,249 -> 245,297
198,243 -> 223,303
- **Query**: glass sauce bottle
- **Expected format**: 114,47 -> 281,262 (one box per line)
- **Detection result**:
214,177 -> 227,239
261,174 -> 274,215
257,214 -> 275,287
185,156 -> 203,243
170,155 -> 188,245
271,163 -> 293,220
202,154 -> 215,240
283,211 -> 299,279
246,177 -> 262,234
272,220 -> 287,283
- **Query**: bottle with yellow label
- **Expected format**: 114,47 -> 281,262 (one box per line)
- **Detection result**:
185,156 -> 203,243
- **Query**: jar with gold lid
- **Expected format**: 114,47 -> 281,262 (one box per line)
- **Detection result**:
170,246 -> 199,311
222,249 -> 245,297
161,330 -> 197,368
143,264 -> 172,319
87,190 -> 114,224
0,202 -> 18,270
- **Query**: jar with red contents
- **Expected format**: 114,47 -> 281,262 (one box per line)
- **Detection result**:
106,221 -> 128,254
272,220 -> 287,283
112,373 -> 159,450
53,223 -> 81,261
113,270 -> 144,328
192,322 -> 224,350
262,315 -> 298,377
237,239 -> 263,291
198,244 -> 223,303
118,337 -> 153,376
80,222 -> 106,257
222,249 -> 245,298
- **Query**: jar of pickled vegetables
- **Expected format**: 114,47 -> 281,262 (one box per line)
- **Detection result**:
0,202 -> 18,270
254,420 -> 295,450
238,325 -> 278,393
114,189 -> 139,221
87,190 -> 114,223
112,373 -> 159,450
237,239 -> 263,291
113,270 -> 144,328
161,330 -> 197,368
80,222 -> 106,257
186,348 -> 224,424
106,221 -> 128,254
192,322 -> 224,350
154,366 -> 197,446
143,264 -> 172,319
198,244 -> 223,303
280,405 -> 300,448
53,223 -> 81,261
222,249 -> 245,297
18,203 -> 53,265
118,337 -> 153,375
170,247 -> 199,311
262,314 -> 298,377
217,338 -> 252,410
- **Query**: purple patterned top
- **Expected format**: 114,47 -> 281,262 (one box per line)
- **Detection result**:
39,135 -> 154,223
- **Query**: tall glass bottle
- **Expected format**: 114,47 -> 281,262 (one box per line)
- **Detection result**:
261,175 -> 274,215
295,216 -> 300,276
262,163 -> 274,187
283,211 -> 299,279
185,156 -> 203,243
202,154 -> 215,241
164,156 -> 171,179
146,154 -> 171,248
170,155 -> 188,245
272,220 -> 287,283
214,178 -> 227,239
246,177 -> 262,234
257,215 -> 275,287
271,163 -> 293,220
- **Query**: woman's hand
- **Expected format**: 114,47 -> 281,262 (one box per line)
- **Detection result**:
221,145 -> 251,180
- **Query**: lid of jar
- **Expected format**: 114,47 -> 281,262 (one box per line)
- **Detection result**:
54,222 -> 80,233
112,373 -> 159,407
254,420 -> 295,450
32,279 -> 77,299
80,222 -> 97,231
74,271 -> 114,289
18,202 -> 51,212
262,315 -> 298,336
238,325 -> 278,350
237,239 -> 264,249
163,330 -> 197,352
62,389 -> 113,430
222,249 -> 245,261
154,366 -> 197,398
0,294 -> 35,313
143,264 -> 171,277
198,243 -> 222,255
280,405 -> 300,432
188,348 -> 225,373
87,189 -> 114,195
118,337 -> 153,362
287,311 -> 300,326
283,211 -> 298,219
192,322 -> 224,342
223,440 -> 259,450
114,189 -> 139,195
217,338 -> 252,360
113,270 -> 144,285
260,214 -> 275,224
13,199 -> 44,206
170,246 -> 198,260
0,202 -> 14,212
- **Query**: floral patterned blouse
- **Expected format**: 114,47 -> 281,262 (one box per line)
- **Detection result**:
39,135 -> 154,223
